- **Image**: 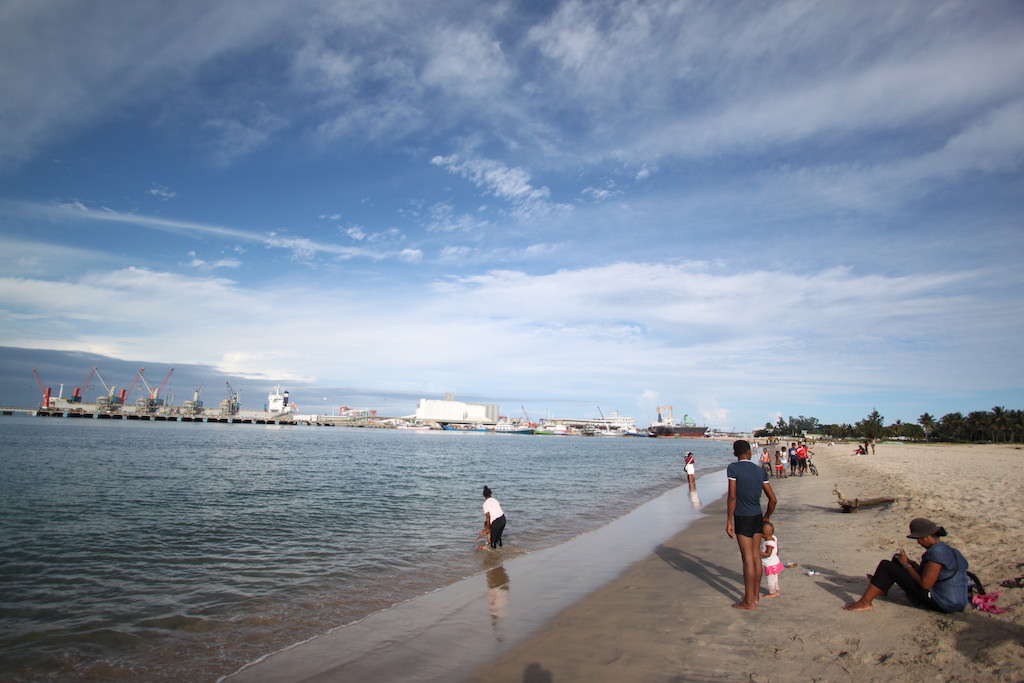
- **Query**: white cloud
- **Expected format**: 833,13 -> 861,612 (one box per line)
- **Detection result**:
439,245 -> 473,262
422,201 -> 487,233
750,99 -> 1024,213
187,257 -> 242,270
202,106 -> 287,166
0,257 -> 1020,420
398,248 -> 423,263
12,201 -> 399,263
0,1 -> 301,168
147,186 -> 177,200
421,27 -> 512,97
431,154 -> 572,222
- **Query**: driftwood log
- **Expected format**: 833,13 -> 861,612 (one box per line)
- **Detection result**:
833,485 -> 896,513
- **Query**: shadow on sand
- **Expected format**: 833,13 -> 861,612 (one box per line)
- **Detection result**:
654,544 -> 743,601
799,563 -> 869,604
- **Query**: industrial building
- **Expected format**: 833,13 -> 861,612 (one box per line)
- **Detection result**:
413,393 -> 499,425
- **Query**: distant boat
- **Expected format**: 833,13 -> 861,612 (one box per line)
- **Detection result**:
536,421 -> 578,436
493,418 -> 534,434
442,422 -> 489,432
594,427 -> 630,436
647,406 -> 708,438
396,422 -> 434,430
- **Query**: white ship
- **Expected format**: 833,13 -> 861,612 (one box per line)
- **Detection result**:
266,386 -> 298,417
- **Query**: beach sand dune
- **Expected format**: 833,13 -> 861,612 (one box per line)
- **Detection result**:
467,443 -> 1024,682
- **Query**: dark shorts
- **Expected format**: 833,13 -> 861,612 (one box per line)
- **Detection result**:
733,514 -> 764,538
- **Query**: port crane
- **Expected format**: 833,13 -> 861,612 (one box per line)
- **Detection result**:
123,368 -> 144,406
70,367 -> 97,403
521,405 -> 536,427
32,369 -> 52,409
183,383 -> 204,416
220,382 -> 240,416
134,368 -> 174,413
91,367 -> 122,411
154,368 -> 174,401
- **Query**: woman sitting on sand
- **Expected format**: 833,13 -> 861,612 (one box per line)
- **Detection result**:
845,518 -> 969,613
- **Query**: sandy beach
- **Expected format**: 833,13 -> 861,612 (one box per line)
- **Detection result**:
466,442 -> 1024,682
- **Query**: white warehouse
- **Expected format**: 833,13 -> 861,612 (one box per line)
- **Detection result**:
413,393 -> 499,425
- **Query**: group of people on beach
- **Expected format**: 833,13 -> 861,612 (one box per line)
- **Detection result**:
753,441 -> 815,478
477,439 -> 970,617
726,439 -> 970,613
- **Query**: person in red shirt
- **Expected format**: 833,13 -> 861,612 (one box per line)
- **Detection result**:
796,444 -> 809,476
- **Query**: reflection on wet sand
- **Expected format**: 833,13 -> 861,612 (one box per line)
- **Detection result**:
688,482 -> 702,510
486,566 -> 510,636
227,474 -> 728,683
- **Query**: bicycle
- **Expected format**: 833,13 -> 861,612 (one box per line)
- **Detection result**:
808,460 -> 819,476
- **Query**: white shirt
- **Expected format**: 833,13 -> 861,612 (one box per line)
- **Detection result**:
483,497 -> 504,521
760,535 -> 781,567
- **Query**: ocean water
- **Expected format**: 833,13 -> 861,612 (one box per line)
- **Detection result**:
0,416 -> 733,681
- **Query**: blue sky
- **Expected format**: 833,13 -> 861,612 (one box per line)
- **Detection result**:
2,0 -> 1023,429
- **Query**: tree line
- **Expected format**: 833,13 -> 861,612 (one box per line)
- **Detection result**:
753,407 -> 1024,443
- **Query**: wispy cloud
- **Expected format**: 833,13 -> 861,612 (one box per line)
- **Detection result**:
202,106 -> 288,167
431,154 -> 572,222
147,185 -> 177,200
12,200 -> 396,263
0,1 -> 301,169
749,98 -> 1024,213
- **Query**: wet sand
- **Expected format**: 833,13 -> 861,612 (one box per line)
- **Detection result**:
466,442 -> 1024,682
224,475 -> 726,682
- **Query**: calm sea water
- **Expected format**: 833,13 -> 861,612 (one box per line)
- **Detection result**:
0,416 -> 733,681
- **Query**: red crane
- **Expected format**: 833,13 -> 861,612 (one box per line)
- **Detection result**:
33,369 -> 52,409
153,368 -> 175,400
122,368 -> 145,405
72,367 -> 97,403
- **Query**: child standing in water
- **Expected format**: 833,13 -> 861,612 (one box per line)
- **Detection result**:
758,521 -> 784,598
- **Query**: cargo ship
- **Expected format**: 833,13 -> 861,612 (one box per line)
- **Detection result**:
647,406 -> 708,438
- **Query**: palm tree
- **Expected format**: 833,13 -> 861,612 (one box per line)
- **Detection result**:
1011,409 -> 1024,444
966,411 -> 991,442
918,412 -> 936,441
991,406 -> 1008,442
939,412 -> 964,442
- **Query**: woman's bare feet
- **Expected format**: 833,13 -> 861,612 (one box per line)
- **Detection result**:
843,600 -> 874,611
732,601 -> 758,610
763,592 -> 780,599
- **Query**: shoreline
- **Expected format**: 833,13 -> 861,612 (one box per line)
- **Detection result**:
467,442 -> 1024,681
225,471 -> 730,682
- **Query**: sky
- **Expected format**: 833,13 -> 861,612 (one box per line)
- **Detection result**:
1,0 -> 1023,430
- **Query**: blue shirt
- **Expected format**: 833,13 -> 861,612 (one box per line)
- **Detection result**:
924,542 -> 969,612
727,460 -> 769,517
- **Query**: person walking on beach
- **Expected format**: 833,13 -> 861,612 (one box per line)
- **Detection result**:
480,486 -> 507,550
726,439 -> 778,610
684,451 -> 696,486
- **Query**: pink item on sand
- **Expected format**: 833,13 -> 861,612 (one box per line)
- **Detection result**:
972,592 -> 1008,614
